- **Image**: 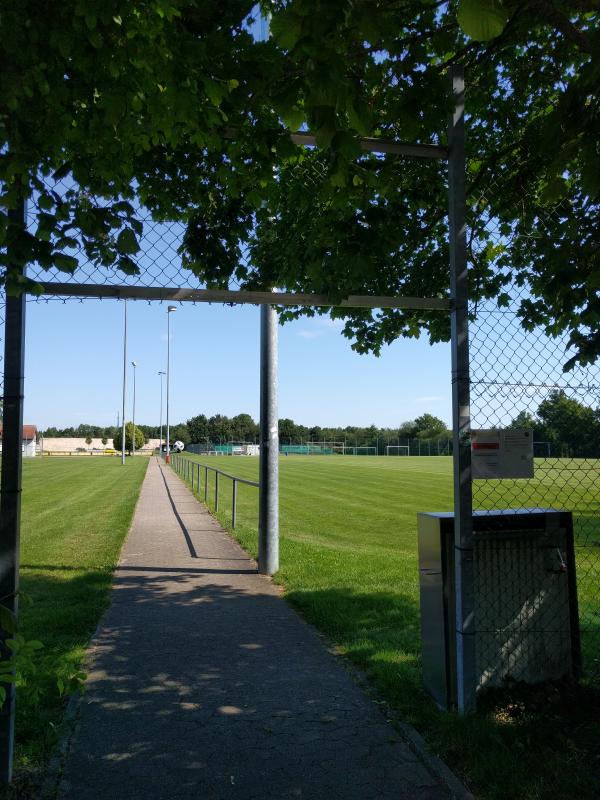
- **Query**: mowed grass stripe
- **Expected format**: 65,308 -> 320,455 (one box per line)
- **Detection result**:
16,456 -> 148,772
179,453 -> 600,800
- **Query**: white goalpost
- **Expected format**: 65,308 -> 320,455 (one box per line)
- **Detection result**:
386,445 -> 410,456
344,446 -> 377,456
305,441 -> 345,455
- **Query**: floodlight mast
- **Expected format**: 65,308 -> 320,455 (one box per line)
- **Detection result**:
131,361 -> 137,457
166,306 -> 177,464
121,300 -> 127,466
158,371 -> 166,457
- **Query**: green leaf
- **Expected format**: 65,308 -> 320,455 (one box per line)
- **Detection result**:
540,175 -> 568,204
281,107 -> 305,132
52,162 -> 71,181
347,101 -> 371,137
116,228 -> 140,255
53,254 -> 79,272
0,607 -> 17,635
38,193 -> 54,211
203,79 -> 225,107
117,255 -> 140,275
457,0 -> 508,41
270,10 -> 303,50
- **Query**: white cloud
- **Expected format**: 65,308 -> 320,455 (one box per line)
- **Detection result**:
297,330 -> 321,340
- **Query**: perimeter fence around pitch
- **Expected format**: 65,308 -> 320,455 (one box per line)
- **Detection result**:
187,439 -> 456,456
186,439 -> 556,457
469,182 -> 600,683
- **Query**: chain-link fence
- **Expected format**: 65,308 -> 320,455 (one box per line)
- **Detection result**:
6,165 -> 599,693
470,283 -> 600,682
25,177 -> 194,294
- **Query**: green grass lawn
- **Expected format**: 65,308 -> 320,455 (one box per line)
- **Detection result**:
178,453 -> 600,800
14,456 -> 148,773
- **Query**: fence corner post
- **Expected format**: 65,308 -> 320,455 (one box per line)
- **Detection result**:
0,195 -> 27,785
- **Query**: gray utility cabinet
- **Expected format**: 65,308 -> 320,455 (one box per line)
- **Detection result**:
417,510 -> 581,710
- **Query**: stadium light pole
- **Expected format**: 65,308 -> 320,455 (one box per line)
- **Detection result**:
158,371 -> 165,457
166,306 -> 176,464
131,361 -> 137,457
121,300 -> 127,466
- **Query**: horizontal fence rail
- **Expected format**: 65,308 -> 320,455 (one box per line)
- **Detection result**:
169,453 -> 259,530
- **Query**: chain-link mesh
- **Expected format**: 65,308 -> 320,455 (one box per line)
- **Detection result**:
25,177 -> 202,294
0,291 -> 4,428
470,191 -> 600,685
7,164 -> 599,691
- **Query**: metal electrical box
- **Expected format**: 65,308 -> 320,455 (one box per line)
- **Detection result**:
417,510 -> 580,710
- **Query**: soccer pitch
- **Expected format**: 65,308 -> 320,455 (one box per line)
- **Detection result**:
181,453 -> 600,800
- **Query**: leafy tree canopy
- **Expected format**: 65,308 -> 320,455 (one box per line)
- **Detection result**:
1,1 -> 598,367
113,421 -> 146,454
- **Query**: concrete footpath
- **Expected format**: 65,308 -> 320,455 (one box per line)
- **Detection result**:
57,458 -> 468,800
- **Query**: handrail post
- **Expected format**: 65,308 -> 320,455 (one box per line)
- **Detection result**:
215,471 -> 219,512
232,479 -> 237,529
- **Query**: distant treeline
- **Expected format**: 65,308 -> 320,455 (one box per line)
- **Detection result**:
40,391 -> 600,457
42,413 -> 451,452
40,422 -> 189,443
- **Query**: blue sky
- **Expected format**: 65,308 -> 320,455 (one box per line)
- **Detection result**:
23,298 -> 452,430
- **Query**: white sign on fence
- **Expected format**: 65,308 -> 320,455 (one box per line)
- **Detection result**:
471,429 -> 534,479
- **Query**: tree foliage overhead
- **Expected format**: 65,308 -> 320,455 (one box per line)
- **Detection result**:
1,1 -> 598,367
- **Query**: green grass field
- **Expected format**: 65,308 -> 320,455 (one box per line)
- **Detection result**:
14,456 -> 148,774
178,453 -> 600,800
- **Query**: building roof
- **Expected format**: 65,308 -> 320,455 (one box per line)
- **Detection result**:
0,425 -> 38,440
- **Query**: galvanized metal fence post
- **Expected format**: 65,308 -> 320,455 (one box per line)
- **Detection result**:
204,466 -> 208,502
0,195 -> 27,785
215,471 -> 219,512
258,303 -> 279,575
448,65 -> 476,713
232,480 -> 237,529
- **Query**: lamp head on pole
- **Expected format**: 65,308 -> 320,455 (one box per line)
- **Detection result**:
158,370 -> 165,375
131,360 -> 137,368
167,305 -> 177,313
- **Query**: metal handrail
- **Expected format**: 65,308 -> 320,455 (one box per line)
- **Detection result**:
170,453 -> 258,529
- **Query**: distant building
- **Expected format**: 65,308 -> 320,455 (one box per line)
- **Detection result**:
0,424 -> 38,457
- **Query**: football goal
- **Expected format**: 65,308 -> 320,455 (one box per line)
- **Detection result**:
344,446 -> 377,456
306,441 -> 345,455
386,445 -> 410,456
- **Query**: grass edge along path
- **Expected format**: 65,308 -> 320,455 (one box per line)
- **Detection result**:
10,456 -> 149,788
176,453 -> 600,800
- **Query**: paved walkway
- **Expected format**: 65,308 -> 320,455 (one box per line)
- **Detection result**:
58,458 -> 466,800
